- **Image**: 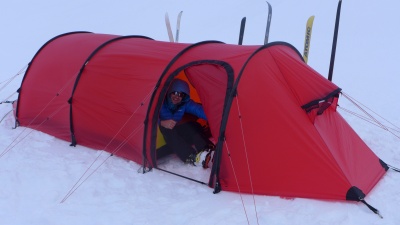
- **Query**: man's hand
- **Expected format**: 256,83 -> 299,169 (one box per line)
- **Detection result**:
160,119 -> 177,129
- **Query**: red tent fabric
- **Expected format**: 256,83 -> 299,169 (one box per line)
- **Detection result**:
15,32 -> 387,202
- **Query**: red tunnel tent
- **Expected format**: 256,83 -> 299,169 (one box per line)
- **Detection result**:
15,31 -> 387,203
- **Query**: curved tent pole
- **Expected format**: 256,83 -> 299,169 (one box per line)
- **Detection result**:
15,31 -> 93,121
210,41 -> 304,193
141,40 -> 225,168
67,35 -> 154,147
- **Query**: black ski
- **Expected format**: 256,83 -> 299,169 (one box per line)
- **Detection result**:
328,0 -> 343,81
264,1 -> 272,44
238,17 -> 246,45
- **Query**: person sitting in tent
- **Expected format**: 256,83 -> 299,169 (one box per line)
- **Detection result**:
159,78 -> 214,167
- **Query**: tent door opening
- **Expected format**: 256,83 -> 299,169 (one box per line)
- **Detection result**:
155,63 -> 231,184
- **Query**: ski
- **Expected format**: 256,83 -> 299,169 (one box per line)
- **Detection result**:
264,1 -> 272,44
175,11 -> 183,43
303,15 -> 315,64
165,12 -> 174,42
238,17 -> 246,45
328,0 -> 343,81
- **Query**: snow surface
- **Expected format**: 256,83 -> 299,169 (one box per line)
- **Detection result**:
1,0 -> 400,224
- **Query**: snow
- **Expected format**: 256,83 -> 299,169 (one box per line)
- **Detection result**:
1,0 -> 400,224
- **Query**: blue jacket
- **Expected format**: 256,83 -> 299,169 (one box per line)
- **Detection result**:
159,79 -> 207,121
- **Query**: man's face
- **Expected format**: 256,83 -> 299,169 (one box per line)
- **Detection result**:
170,91 -> 185,105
